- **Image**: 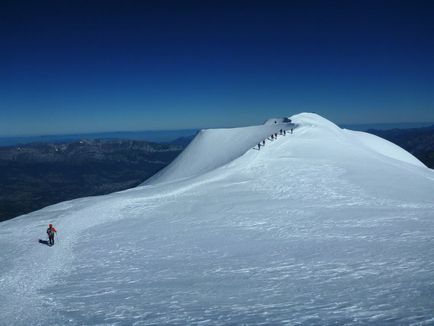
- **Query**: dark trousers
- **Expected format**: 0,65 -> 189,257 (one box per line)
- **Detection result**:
49,235 -> 55,246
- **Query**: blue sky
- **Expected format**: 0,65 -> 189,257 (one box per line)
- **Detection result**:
1,0 -> 433,136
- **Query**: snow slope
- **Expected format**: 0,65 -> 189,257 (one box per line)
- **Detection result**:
1,113 -> 433,325
144,121 -> 295,185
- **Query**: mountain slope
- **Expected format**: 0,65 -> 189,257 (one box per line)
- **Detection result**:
0,113 -> 433,325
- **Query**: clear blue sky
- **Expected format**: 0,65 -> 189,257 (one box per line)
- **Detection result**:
1,0 -> 433,136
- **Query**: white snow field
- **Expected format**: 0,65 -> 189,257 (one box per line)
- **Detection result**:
1,113 -> 434,325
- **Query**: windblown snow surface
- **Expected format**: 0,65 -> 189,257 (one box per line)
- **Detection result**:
1,113 -> 433,325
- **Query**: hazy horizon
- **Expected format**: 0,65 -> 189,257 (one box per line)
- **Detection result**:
1,120 -> 433,145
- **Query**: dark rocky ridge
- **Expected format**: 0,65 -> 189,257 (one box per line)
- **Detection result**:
0,139 -> 187,222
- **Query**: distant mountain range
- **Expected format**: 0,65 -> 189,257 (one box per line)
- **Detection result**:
0,138 -> 190,222
341,122 -> 434,131
0,129 -> 198,147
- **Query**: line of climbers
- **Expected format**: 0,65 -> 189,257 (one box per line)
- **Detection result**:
257,127 -> 294,150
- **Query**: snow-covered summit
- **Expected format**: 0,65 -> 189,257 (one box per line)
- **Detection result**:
1,113 -> 433,325
145,112 -> 424,186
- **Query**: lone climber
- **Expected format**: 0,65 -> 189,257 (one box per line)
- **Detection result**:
47,224 -> 57,246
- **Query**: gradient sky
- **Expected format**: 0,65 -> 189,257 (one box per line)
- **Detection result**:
1,0 -> 433,136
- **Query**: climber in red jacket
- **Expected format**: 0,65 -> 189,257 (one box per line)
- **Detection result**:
47,224 -> 57,246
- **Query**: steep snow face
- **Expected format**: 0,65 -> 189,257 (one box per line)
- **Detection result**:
1,113 -> 434,325
144,121 -> 295,185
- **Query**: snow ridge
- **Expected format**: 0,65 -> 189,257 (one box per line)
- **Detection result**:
144,120 -> 295,185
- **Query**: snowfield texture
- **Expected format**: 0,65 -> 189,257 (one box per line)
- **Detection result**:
1,113 -> 433,325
